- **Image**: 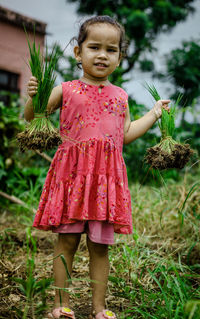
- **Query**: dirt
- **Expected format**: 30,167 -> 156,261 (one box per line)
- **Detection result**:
145,143 -> 194,170
17,129 -> 62,152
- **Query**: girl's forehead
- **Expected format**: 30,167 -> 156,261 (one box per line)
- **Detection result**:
86,23 -> 120,43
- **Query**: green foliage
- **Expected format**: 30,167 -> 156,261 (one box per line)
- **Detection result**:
140,59 -> 155,72
0,99 -> 25,191
176,119 -> 200,155
165,39 -> 200,107
0,98 -> 50,216
0,100 -> 25,155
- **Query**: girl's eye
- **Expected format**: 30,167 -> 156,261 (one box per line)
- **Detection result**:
108,48 -> 118,52
90,46 -> 98,50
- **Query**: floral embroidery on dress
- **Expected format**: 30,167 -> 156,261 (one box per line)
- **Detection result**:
75,113 -> 85,130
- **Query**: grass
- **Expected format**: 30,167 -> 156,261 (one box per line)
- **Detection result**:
0,166 -> 200,318
26,32 -> 60,114
144,83 -> 178,138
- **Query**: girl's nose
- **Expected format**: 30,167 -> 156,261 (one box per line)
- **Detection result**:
97,50 -> 107,59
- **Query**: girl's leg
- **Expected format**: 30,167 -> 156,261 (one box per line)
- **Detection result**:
53,233 -> 81,308
87,237 -> 109,314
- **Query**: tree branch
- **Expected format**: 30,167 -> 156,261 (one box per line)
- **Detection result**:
0,191 -> 37,214
35,150 -> 52,162
122,47 -> 143,74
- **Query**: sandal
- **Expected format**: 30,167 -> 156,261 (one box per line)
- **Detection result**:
89,309 -> 117,319
47,307 -> 76,318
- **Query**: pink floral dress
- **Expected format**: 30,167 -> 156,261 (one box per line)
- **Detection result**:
33,80 -> 132,234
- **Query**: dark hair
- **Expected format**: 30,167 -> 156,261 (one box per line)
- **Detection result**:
72,15 -> 129,67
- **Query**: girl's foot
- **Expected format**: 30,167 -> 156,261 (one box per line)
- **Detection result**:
89,309 -> 116,319
47,307 -> 76,318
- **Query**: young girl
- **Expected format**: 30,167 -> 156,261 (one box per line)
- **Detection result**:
25,15 -> 169,319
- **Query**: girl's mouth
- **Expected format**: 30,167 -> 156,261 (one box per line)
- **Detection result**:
94,63 -> 108,68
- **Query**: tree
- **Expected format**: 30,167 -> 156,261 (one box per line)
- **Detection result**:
66,0 -> 195,78
164,39 -> 200,107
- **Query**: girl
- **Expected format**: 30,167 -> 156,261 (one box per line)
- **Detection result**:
25,16 -> 169,319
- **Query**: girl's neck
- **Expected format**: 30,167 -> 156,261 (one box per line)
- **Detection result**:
79,76 -> 111,87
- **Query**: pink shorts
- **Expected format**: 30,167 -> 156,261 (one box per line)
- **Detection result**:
52,221 -> 114,245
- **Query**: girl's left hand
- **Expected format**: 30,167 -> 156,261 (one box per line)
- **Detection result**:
152,99 -> 170,120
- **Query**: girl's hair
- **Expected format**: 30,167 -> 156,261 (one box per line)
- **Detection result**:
73,15 -> 129,59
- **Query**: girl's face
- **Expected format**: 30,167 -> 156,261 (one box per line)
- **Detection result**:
74,23 -> 121,83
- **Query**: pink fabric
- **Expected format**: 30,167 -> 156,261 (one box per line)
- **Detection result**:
52,221 -> 115,245
33,80 -> 133,234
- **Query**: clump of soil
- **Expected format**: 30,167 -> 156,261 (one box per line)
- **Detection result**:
17,129 -> 62,152
145,142 -> 194,170
16,117 -> 62,152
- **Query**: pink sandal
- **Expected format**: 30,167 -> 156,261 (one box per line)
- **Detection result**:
89,309 -> 117,319
47,307 -> 76,318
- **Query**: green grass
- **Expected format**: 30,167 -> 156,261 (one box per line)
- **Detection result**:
26,31 -> 60,114
144,83 -> 181,139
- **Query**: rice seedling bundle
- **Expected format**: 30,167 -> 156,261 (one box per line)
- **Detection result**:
17,35 -> 62,152
145,84 -> 194,170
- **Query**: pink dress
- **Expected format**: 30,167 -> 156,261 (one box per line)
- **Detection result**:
33,80 -> 133,234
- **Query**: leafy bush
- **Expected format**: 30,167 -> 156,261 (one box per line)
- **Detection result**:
0,98 -> 53,210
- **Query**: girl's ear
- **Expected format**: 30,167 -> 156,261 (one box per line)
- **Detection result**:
74,46 -> 81,62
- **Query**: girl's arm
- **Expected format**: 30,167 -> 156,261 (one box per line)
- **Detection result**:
24,76 -> 62,122
124,100 -> 170,145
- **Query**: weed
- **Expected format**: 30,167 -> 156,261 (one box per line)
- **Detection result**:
12,227 -> 52,318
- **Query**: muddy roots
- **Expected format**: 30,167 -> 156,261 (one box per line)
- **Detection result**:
17,129 -> 62,152
145,143 -> 194,170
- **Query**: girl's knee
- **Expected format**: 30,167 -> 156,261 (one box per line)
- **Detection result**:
87,237 -> 108,256
58,233 -> 81,254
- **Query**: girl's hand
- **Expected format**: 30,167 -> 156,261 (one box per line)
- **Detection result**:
152,99 -> 170,120
27,76 -> 38,98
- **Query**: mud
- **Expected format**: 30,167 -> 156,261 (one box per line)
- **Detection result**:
17,129 -> 62,152
145,143 -> 194,170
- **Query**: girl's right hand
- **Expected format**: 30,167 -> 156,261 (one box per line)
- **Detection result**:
27,76 -> 38,98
